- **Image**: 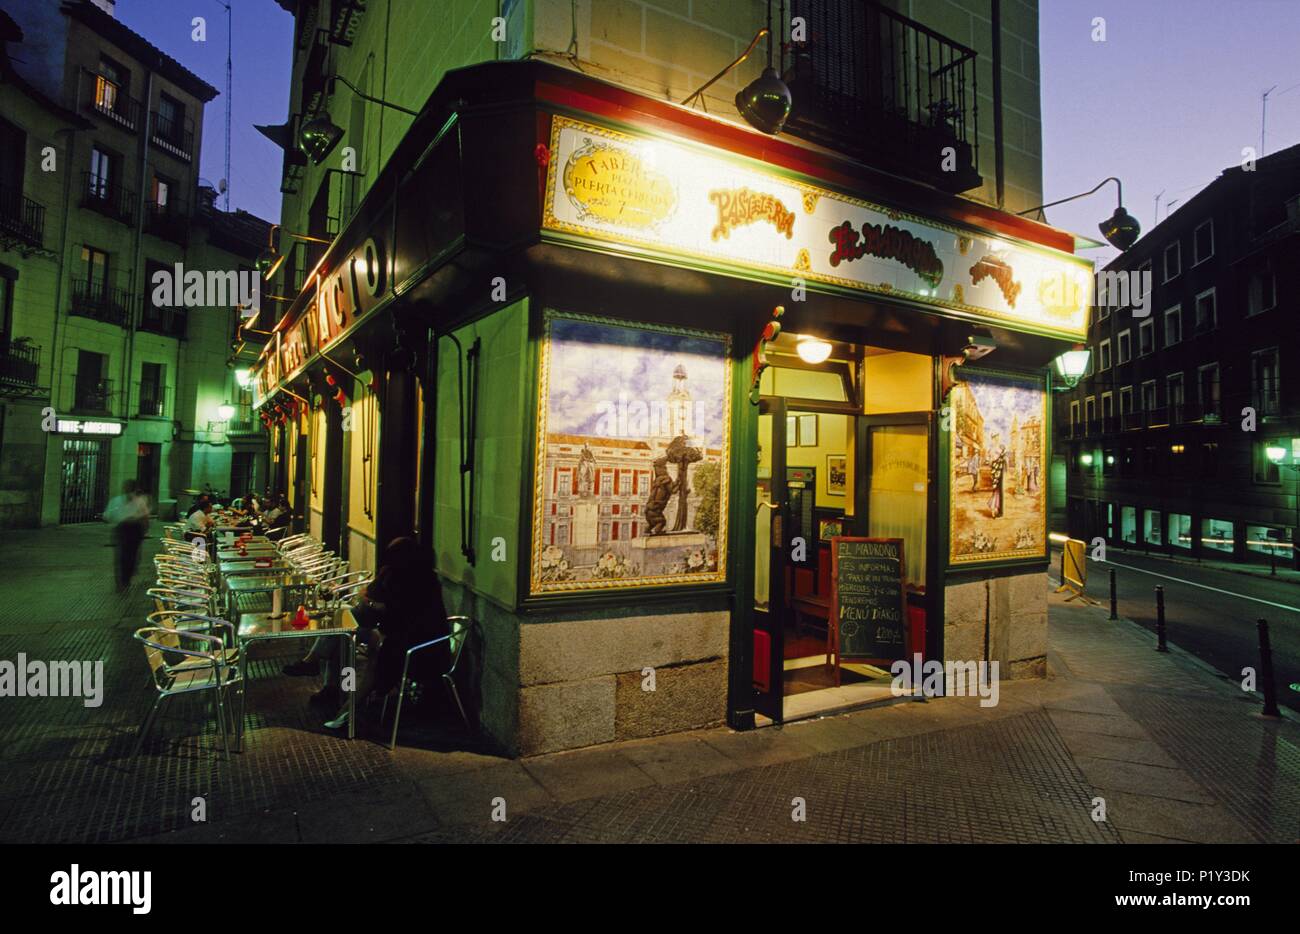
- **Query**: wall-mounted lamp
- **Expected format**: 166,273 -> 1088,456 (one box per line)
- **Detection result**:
234,369 -> 252,388
255,223 -> 332,280
682,1 -> 791,135
216,403 -> 236,422
299,75 -> 418,165
1018,177 -> 1140,251
1080,453 -> 1094,467
1052,344 -> 1091,390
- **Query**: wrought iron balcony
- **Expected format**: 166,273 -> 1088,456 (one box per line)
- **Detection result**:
150,110 -> 194,161
136,380 -> 170,417
144,196 -> 189,245
0,185 -> 45,249
0,338 -> 40,390
81,172 -> 136,226
785,0 -> 980,193
138,300 -> 188,338
83,70 -> 142,131
69,278 -> 132,327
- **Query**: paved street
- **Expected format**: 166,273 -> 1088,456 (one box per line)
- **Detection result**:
0,524 -> 1296,844
1053,545 -> 1300,713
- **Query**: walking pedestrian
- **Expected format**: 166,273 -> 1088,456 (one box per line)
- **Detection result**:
105,481 -> 150,591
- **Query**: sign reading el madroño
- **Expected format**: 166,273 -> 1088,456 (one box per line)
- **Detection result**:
543,116 -> 1092,340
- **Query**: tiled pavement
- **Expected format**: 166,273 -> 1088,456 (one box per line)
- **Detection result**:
0,524 -> 1296,843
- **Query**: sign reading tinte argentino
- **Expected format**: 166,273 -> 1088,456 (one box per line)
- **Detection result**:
543,115 -> 1092,339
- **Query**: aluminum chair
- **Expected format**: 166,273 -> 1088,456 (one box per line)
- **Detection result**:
382,616 -> 474,750
145,609 -> 239,670
133,625 -> 241,759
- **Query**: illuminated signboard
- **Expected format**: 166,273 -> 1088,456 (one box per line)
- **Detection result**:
543,116 -> 1093,340
56,420 -> 123,436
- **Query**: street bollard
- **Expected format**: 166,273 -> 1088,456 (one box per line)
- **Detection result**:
1256,619 -> 1281,718
1155,586 -> 1167,652
1109,568 -> 1118,620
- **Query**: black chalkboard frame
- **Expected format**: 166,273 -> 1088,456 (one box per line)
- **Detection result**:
830,535 -> 909,684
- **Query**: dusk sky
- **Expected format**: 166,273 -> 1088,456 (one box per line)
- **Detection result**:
113,0 -> 1300,255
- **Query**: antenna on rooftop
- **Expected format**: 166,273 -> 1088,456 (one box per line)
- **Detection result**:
214,0 -> 232,211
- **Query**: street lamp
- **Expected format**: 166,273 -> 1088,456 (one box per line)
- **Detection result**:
1018,177 -> 1141,251
1080,452 -> 1094,467
298,76 -> 418,165
255,224 -> 332,281
217,404 -> 236,422
234,368 -> 252,388
1265,442 -> 1300,570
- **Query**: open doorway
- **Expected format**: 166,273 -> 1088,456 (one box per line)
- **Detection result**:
752,334 -> 933,723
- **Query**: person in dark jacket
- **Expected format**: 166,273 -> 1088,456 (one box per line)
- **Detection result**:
285,536 -> 451,729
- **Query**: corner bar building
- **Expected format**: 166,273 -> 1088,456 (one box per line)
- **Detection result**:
252,59 -> 1092,757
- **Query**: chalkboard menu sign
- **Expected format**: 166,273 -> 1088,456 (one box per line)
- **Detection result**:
831,537 -> 908,665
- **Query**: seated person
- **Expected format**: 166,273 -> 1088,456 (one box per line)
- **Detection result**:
184,500 -> 214,540
283,536 -> 451,728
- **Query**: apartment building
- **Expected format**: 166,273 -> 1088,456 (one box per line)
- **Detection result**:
0,0 -> 273,526
1058,143 -> 1300,566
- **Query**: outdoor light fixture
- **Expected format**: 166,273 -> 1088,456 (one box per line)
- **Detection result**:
217,403 -> 236,421
1267,444 -> 1288,464
235,368 -> 252,387
256,224 -> 332,280
1052,344 -> 1091,389
1080,453 -> 1094,466
795,335 -> 833,364
299,75 -> 418,165
1018,177 -> 1140,251
683,2 -> 791,135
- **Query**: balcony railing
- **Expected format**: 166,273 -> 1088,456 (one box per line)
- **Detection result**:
136,381 -> 170,417
0,339 -> 40,389
72,375 -> 114,414
70,278 -> 131,327
227,403 -> 259,434
138,301 -> 188,339
150,110 -> 194,161
786,0 -> 980,192
81,172 -> 136,226
84,71 -> 141,131
0,184 -> 45,248
144,196 -> 189,245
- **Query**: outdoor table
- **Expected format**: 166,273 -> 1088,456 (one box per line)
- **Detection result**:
217,546 -> 278,561
234,607 -> 358,746
223,572 -> 314,617
219,559 -> 290,577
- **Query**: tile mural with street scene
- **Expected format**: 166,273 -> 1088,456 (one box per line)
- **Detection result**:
949,369 -> 1047,564
531,312 -> 731,592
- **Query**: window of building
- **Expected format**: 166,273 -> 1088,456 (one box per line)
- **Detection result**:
157,93 -> 184,143
139,362 -> 165,417
1103,448 -> 1117,476
1167,372 -> 1185,418
81,245 -> 109,292
1201,517 -> 1233,553
1144,444 -> 1165,475
1252,347 -> 1280,416
1169,441 -> 1188,477
1143,510 -> 1163,546
1198,363 -> 1220,419
1119,385 -> 1134,416
1168,512 -> 1192,549
1121,505 -> 1136,543
1248,269 -> 1277,315
1193,219 -> 1214,265
1085,395 -> 1096,426
0,117 -> 26,197
1194,288 -> 1217,332
1254,441 -> 1283,483
89,147 -> 113,199
1141,380 -> 1157,412
1164,305 -> 1182,346
1121,446 -> 1136,477
96,55 -> 129,113
1069,400 -> 1080,434
1138,318 -> 1154,355
1117,329 -> 1131,364
1101,391 -> 1114,421
1138,261 -> 1152,299
1099,338 -> 1111,371
1246,525 -> 1291,563
151,174 -> 171,209
1163,241 -> 1181,282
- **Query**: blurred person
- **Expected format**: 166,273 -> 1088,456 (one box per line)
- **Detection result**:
105,481 -> 150,591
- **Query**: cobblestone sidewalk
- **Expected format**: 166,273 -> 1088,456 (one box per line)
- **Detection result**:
0,525 -> 1295,843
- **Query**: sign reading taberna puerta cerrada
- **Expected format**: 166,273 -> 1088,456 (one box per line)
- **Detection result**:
542,115 -> 1093,340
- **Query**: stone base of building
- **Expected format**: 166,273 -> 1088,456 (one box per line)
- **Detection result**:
943,568 -> 1047,682
442,580 -> 728,757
